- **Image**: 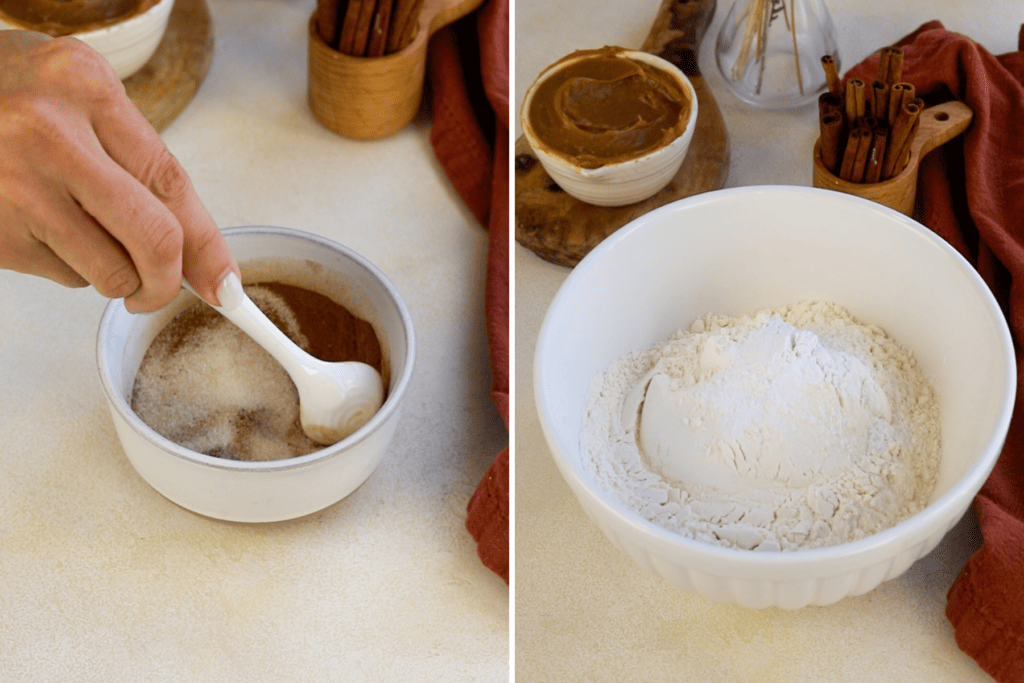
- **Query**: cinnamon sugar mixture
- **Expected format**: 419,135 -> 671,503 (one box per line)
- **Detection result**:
131,282 -> 383,461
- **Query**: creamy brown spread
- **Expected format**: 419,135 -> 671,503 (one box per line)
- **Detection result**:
526,46 -> 691,169
0,0 -> 160,36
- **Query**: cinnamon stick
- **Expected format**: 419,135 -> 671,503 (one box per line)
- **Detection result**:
887,83 -> 907,126
396,0 -> 424,50
877,48 -> 892,85
821,55 -> 841,95
366,0 -> 394,57
350,0 -> 379,56
819,111 -> 843,174
893,97 -> 925,175
386,0 -> 419,53
839,126 -> 867,181
317,0 -> 342,47
882,99 -> 921,179
845,78 -> 866,127
885,46 -> 905,85
871,80 -> 889,120
337,0 -> 365,54
863,125 -> 888,183
849,124 -> 873,182
818,91 -> 844,120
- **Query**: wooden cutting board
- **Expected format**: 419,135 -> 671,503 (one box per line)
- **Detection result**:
515,0 -> 729,267
124,0 -> 214,133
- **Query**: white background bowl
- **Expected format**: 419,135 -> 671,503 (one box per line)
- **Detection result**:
97,226 -> 416,523
520,49 -> 698,207
535,186 -> 1015,609
0,0 -> 175,79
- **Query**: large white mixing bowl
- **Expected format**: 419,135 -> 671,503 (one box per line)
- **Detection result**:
535,186 -> 1015,609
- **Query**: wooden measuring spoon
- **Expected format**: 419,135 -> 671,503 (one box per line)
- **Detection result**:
515,0 -> 729,267
812,100 -> 973,216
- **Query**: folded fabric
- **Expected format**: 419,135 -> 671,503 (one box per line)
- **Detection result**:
846,22 -> 1024,682
426,0 -> 509,585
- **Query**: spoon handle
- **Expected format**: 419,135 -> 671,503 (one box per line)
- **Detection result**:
184,273 -> 314,377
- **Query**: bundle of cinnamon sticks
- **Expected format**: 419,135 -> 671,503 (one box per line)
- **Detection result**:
818,46 -> 924,183
316,0 -> 425,57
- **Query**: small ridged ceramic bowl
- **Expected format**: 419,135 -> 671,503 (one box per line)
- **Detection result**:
0,0 -> 175,79
535,186 -> 1015,609
520,49 -> 698,207
97,226 -> 416,523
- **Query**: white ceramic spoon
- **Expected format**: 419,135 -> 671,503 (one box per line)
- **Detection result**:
184,272 -> 384,446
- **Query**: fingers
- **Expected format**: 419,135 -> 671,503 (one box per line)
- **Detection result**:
3,36 -> 237,311
31,191 -> 146,300
88,89 -> 239,307
1,37 -> 179,311
67,149 -> 185,312
0,231 -> 89,289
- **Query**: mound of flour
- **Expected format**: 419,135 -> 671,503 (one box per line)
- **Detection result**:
580,301 -> 941,551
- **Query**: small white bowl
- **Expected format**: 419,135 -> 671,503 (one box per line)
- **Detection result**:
97,226 -> 416,523
535,186 -> 1015,609
521,49 -> 698,207
0,0 -> 175,80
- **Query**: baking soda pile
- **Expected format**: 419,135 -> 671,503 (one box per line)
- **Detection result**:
580,301 -> 941,551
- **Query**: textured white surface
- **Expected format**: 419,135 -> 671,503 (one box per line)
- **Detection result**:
0,0 -> 508,679
516,0 -> 1018,680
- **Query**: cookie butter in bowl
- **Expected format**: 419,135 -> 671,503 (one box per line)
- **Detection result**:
521,46 -> 698,207
0,0 -> 175,79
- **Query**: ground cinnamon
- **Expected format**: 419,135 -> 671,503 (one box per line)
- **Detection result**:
131,282 -> 384,461
258,282 -> 382,369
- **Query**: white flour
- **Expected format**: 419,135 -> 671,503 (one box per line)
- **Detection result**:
580,301 -> 941,551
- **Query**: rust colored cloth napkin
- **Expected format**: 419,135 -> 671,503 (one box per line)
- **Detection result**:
426,0 -> 509,584
846,22 -> 1024,682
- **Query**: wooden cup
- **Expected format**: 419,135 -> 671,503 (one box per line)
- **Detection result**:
812,100 -> 973,216
307,0 -> 484,140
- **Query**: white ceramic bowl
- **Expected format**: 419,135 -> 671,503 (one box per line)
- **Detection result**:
521,49 -> 698,207
535,186 -> 1015,609
97,226 -> 416,523
0,0 -> 175,79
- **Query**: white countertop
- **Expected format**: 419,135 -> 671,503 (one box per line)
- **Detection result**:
0,0 -> 509,679
515,0 -> 1018,680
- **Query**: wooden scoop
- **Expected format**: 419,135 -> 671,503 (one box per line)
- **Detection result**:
812,100 -> 973,216
515,0 -> 729,267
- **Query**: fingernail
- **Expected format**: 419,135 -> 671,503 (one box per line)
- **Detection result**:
214,271 -> 245,310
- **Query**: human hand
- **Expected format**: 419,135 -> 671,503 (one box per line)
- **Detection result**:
0,30 -> 238,312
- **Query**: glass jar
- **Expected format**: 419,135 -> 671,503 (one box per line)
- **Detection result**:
715,0 -> 840,109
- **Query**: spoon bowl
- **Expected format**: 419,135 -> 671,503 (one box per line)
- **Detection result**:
187,272 -> 385,445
